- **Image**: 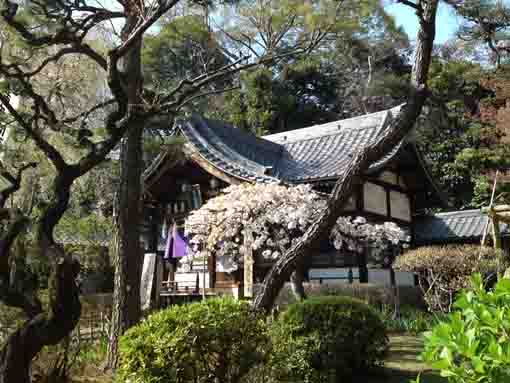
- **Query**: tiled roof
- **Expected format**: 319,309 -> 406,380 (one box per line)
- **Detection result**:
414,209 -> 509,245
179,117 -> 281,183
175,105 -> 404,184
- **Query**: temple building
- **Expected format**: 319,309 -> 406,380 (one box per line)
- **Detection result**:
141,105 -> 449,297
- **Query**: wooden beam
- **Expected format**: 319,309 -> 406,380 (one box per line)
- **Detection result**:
492,212 -> 510,224
482,205 -> 510,214
185,146 -> 244,186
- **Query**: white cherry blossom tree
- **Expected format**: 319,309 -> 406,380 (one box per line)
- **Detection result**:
184,184 -> 409,286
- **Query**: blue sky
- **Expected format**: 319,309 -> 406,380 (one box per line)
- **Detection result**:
385,1 -> 461,44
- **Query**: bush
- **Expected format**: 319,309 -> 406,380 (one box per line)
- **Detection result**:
269,296 -> 388,382
394,245 -> 504,312
420,274 -> 510,382
117,298 -> 269,383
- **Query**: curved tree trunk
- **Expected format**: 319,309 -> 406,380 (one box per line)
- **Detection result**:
0,255 -> 80,383
253,0 -> 439,312
0,171 -> 81,383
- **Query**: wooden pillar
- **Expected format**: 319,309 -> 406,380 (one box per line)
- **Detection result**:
493,216 -> 502,250
167,260 -> 175,286
358,244 -> 369,283
243,228 -> 254,298
208,252 -> 216,288
148,205 -> 160,253
154,255 -> 163,308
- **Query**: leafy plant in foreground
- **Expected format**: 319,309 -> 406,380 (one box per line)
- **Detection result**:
421,274 -> 510,382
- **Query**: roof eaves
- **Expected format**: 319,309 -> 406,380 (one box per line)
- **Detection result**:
180,118 -> 280,184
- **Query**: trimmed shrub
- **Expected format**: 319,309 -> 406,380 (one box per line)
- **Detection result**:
117,298 -> 269,383
394,245 -> 504,312
269,296 -> 388,382
421,274 -> 510,382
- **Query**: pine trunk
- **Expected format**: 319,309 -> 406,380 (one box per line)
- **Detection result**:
106,121 -> 143,369
106,15 -> 144,368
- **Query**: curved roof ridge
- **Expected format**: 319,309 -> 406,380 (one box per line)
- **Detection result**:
263,105 -> 403,144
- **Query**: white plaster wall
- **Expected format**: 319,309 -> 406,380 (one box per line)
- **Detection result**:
344,195 -> 357,211
173,272 -> 210,289
390,190 -> 411,222
364,182 -> 387,215
308,268 -> 415,287
378,171 -> 397,185
309,268 -> 359,282
368,270 -> 415,286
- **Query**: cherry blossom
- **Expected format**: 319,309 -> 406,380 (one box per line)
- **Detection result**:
184,184 -> 409,272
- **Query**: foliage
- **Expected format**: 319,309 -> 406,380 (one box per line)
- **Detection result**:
420,274 -> 510,383
268,296 -> 388,382
377,305 -> 446,335
218,1 -> 410,135
414,47 -> 510,208
184,183 -> 407,272
142,14 -> 229,93
454,0 -> 510,66
117,298 -> 269,383
394,245 -> 505,312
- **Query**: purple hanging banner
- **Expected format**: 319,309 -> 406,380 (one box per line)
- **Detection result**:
172,224 -> 187,258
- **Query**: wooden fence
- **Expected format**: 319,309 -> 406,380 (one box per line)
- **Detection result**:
0,308 -> 111,344
74,308 -> 111,342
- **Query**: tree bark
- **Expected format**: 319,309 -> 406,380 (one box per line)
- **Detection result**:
253,0 -> 439,312
106,14 -> 144,369
106,121 -> 143,369
0,171 -> 81,383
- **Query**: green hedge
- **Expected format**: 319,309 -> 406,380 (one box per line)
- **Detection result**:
117,298 -> 269,383
269,296 -> 389,382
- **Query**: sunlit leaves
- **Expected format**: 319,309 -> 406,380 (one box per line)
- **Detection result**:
422,273 -> 510,382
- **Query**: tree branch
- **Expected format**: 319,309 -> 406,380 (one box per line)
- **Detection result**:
397,0 -> 419,10
0,94 -> 68,172
176,85 -> 241,110
0,163 -> 37,208
111,0 -> 180,60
